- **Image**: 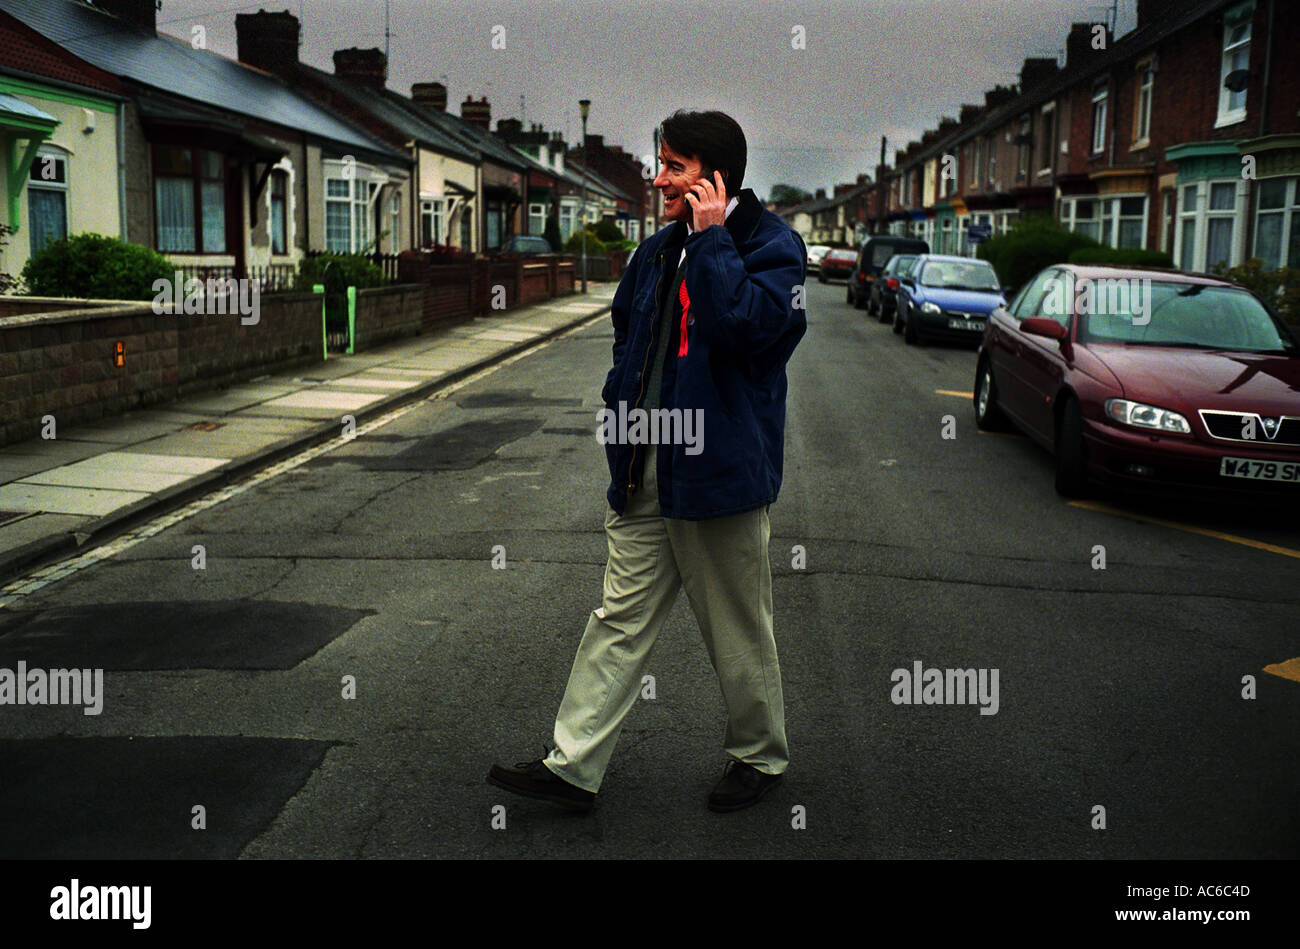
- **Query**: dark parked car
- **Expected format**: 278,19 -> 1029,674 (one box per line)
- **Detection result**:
848,235 -> 929,308
500,235 -> 554,255
974,264 -> 1300,498
819,247 -> 857,283
869,253 -> 919,324
896,254 -> 1007,345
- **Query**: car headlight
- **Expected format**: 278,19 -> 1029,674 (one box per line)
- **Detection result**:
921,302 -> 941,315
1104,399 -> 1191,434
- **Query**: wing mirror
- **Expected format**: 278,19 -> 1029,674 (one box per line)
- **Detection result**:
1020,317 -> 1068,341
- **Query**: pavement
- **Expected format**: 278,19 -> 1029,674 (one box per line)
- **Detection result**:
0,283 -> 617,590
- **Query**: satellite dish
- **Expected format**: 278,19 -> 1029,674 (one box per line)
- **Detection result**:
1224,69 -> 1250,93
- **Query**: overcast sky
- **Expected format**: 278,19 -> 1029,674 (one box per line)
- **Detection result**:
156,0 -> 1138,201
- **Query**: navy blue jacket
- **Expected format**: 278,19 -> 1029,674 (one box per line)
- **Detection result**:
600,187 -> 807,519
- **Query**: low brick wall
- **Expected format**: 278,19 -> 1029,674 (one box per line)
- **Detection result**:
0,293 -> 324,447
399,253 -> 580,331
352,284 -> 423,351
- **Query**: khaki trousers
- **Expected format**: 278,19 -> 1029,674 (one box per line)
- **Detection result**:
544,447 -> 788,793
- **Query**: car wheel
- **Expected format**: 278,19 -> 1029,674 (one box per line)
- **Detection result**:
892,302 -> 904,334
876,296 -> 891,323
847,285 -> 854,305
904,306 -> 922,345
1054,397 -> 1090,498
818,273 -> 826,284
974,359 -> 1008,431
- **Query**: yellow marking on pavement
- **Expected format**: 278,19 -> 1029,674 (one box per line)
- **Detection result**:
935,389 -> 974,398
1264,658 -> 1300,683
1069,500 -> 1300,560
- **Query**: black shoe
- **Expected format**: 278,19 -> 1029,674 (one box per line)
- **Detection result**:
487,755 -> 595,812
708,759 -> 784,812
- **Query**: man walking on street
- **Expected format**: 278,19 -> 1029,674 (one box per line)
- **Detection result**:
488,109 -> 807,813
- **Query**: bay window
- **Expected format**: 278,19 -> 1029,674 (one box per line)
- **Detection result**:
1253,177 -> 1299,270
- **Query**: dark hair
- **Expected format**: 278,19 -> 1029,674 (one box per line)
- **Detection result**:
658,109 -> 746,192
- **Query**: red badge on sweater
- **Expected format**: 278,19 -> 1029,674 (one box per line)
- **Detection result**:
678,279 -> 691,358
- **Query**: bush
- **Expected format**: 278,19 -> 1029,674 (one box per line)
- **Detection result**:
563,230 -> 607,255
593,219 -> 624,243
976,216 -> 1100,294
20,233 -> 173,300
1067,247 -> 1174,268
1210,257 -> 1300,330
607,239 -> 637,251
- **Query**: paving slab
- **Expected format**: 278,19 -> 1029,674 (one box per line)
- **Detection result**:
0,482 -> 149,516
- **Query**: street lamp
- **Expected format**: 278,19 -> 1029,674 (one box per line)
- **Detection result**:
579,98 -> 590,293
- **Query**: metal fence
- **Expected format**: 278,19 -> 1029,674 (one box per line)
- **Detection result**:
171,254 -> 400,296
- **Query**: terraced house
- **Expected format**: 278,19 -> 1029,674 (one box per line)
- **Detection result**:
876,0 -> 1297,274
0,9 -> 125,278
0,0 -> 411,284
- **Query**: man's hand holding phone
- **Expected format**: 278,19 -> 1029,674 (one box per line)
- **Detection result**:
685,170 -> 728,231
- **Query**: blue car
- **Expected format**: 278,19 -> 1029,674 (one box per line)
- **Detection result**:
896,254 -> 1008,346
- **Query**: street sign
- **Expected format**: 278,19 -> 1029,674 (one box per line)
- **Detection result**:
966,224 -> 993,244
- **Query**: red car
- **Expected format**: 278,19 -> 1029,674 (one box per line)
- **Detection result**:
818,248 -> 857,283
974,264 -> 1300,498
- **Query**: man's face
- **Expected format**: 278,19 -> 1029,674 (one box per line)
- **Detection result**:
653,141 -> 717,223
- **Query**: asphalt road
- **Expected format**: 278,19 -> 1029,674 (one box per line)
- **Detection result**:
1,277 -> 1297,859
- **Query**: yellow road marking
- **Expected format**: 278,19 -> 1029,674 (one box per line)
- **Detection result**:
935,389 -> 973,398
1068,500 -> 1300,560
1264,658 -> 1300,683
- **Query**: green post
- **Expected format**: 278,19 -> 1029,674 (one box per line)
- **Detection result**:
346,285 -> 357,355
313,284 -> 327,360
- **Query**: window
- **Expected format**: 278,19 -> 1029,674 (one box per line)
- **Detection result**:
1134,59 -> 1155,144
973,137 -> 986,188
390,193 -> 401,251
1038,104 -> 1056,175
1177,179 -> 1243,271
1091,84 -> 1108,154
324,170 -> 375,253
28,148 -> 68,256
966,143 -> 976,188
1012,267 -> 1060,320
1065,198 -> 1101,242
154,146 -> 226,254
1065,195 -> 1148,248
420,198 -> 445,247
1216,1 -> 1253,127
1016,114 -> 1031,178
1253,177 -> 1299,269
986,136 -> 996,186
528,202 -> 545,235
486,200 -> 503,249
269,170 -> 288,256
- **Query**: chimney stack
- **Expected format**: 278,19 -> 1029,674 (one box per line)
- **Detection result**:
1019,57 -> 1058,91
411,82 -> 448,111
333,47 -> 387,90
235,9 -> 300,76
983,84 -> 1017,110
1066,22 -> 1110,70
461,95 -> 491,129
1136,0 -> 1181,29
94,0 -> 156,33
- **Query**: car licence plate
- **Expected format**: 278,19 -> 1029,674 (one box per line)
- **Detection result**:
1219,457 -> 1300,482
947,317 -> 979,330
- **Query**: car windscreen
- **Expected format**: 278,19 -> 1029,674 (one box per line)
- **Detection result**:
893,255 -> 918,276
1077,281 -> 1298,354
917,260 -> 1000,291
